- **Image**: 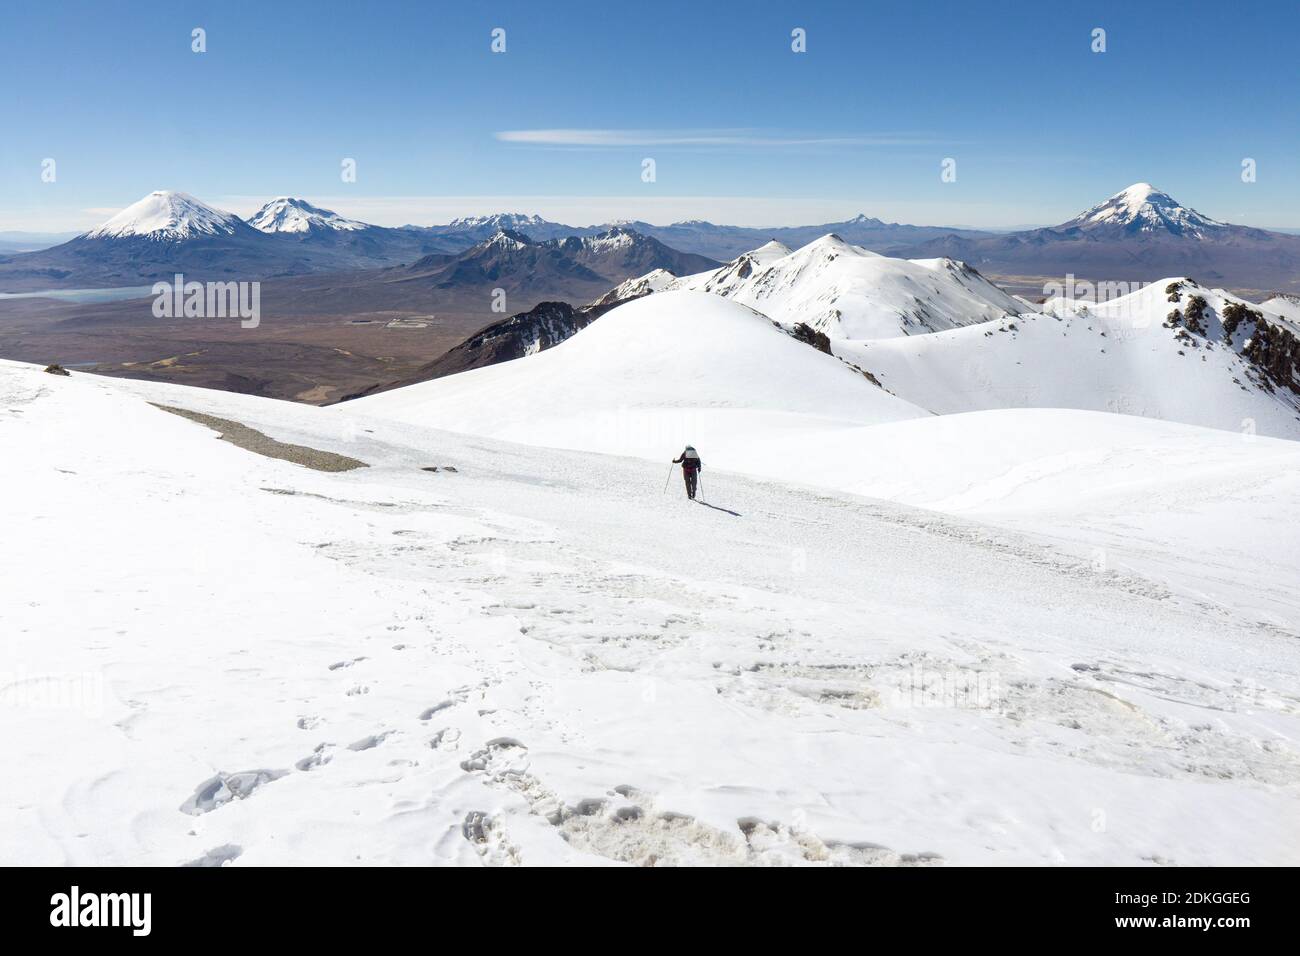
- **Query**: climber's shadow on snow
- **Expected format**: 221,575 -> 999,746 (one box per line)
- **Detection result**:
696,500 -> 742,517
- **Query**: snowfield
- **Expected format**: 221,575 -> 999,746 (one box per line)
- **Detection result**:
4,355 -> 1300,866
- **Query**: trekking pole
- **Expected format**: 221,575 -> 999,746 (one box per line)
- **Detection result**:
697,473 -> 704,503
663,462 -> 674,493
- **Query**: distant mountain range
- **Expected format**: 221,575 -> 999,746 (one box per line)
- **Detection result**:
402,213 -> 994,256
0,193 -> 718,293
568,215 -> 998,261
375,226 -> 720,306
2,184 -> 1297,295
0,192 -> 458,291
902,184 -> 1300,296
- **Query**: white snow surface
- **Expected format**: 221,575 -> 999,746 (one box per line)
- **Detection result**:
85,190 -> 244,240
836,279 -> 1300,440
5,357 -> 1300,866
248,197 -> 367,233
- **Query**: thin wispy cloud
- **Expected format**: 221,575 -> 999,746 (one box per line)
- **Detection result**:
494,128 -> 941,148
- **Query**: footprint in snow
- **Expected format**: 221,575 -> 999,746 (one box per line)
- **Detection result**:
179,769 -> 287,816
295,743 -> 334,771
347,731 -> 394,752
182,844 -> 243,867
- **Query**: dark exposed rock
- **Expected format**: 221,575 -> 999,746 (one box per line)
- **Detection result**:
787,322 -> 833,354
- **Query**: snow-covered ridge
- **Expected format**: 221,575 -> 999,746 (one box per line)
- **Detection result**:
589,268 -> 677,307
1261,293 -> 1300,325
85,190 -> 245,240
612,234 -> 1026,339
248,197 -> 367,234
836,277 -> 1300,440
1062,183 -> 1227,238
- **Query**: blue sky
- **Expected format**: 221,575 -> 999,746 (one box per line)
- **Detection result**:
1,0 -> 1297,231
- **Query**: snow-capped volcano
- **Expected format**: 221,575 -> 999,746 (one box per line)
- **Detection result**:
898,183 -> 1300,294
0,190 -> 452,290
248,197 -> 367,234
1062,183 -> 1227,238
85,190 -> 247,240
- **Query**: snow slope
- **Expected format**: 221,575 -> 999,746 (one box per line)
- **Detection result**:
721,407 -> 1300,634
350,290 -> 929,461
4,358 -> 1300,866
85,190 -> 245,240
832,279 -> 1300,440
